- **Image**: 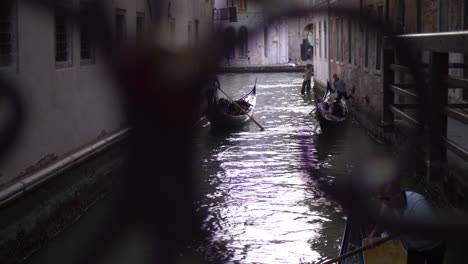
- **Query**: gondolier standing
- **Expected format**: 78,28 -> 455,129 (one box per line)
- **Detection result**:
333,73 -> 353,100
366,182 -> 446,264
301,64 -> 313,94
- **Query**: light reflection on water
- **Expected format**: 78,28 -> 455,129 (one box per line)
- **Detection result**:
195,73 -> 347,264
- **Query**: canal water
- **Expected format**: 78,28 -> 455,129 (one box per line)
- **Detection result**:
26,72 -> 392,264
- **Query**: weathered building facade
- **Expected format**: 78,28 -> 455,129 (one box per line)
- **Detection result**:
0,0 -> 215,261
0,0 -> 153,189
214,0 -> 289,65
310,0 -> 468,207
311,0 -> 468,120
0,0 -> 215,194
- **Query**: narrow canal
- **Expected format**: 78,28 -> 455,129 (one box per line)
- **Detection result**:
26,72 -> 392,264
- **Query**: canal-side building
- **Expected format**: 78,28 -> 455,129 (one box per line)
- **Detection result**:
310,0 -> 468,206
214,0 -> 289,65
0,0 -> 154,191
156,0 -> 215,50
0,0 -> 215,262
0,0 -> 215,202
287,0 -> 316,65
310,0 -> 467,123
288,12 -> 315,65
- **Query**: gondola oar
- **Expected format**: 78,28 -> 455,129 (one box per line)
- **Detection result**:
316,233 -> 400,264
217,84 -> 265,131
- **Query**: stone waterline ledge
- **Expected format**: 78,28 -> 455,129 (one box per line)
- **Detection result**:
218,65 -> 308,73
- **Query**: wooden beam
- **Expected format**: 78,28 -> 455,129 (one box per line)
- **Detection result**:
390,105 -> 421,128
446,76 -> 468,89
444,107 -> 468,126
447,104 -> 468,109
396,31 -> 468,53
389,64 -> 411,73
389,84 -> 419,100
393,83 -> 416,88
442,137 -> 468,163
393,104 -> 419,109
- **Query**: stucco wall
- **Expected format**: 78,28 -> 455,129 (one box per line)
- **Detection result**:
0,0 -> 150,187
0,0 -> 216,189
214,0 -> 289,65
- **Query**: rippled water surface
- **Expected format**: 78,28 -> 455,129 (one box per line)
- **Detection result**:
26,72 -> 392,264
193,72 -> 389,264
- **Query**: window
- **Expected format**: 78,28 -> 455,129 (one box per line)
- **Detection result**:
397,0 -> 405,33
376,5 -> 383,70
416,0 -> 421,32
330,20 -> 334,60
0,1 -> 17,68
188,21 -> 192,45
115,8 -> 126,43
439,0 -> 448,31
264,25 -> 268,58
239,0 -> 247,11
55,0 -> 73,68
318,21 -> 321,58
80,1 -> 95,65
194,19 -> 199,45
348,19 -> 352,64
314,24 -> 317,58
226,27 -> 235,58
354,21 -> 358,65
169,18 -> 175,43
465,0 -> 468,29
239,26 -> 248,59
136,12 -> 145,41
365,25 -> 369,68
340,18 -> 344,62
324,21 -> 327,59
336,18 -> 340,61
385,0 -> 389,22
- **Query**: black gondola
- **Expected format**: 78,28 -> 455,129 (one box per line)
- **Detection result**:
337,215 -> 407,264
207,79 -> 257,127
315,81 -> 349,126
338,216 -> 366,264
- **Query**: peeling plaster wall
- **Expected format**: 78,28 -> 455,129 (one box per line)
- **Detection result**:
0,0 -> 214,188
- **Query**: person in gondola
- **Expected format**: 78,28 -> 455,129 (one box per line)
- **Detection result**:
301,64 -> 313,94
332,73 -> 353,101
331,100 -> 343,117
366,182 -> 446,264
317,101 -> 331,116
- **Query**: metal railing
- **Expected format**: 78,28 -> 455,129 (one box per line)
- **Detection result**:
383,31 -> 468,180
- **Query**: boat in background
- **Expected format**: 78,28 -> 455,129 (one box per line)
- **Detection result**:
315,81 -> 349,126
207,79 -> 257,127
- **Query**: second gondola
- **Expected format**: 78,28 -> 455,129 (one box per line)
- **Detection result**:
315,81 -> 349,126
207,79 -> 257,127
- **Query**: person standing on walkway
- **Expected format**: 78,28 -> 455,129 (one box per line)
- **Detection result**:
366,182 -> 446,264
301,64 -> 313,94
332,73 -> 353,100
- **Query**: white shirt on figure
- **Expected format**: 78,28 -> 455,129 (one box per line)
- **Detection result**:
380,191 -> 442,251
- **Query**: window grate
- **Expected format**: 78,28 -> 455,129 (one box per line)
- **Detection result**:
115,9 -> 126,43
80,1 -> 95,63
55,12 -> 68,62
136,12 -> 145,41
0,3 -> 15,68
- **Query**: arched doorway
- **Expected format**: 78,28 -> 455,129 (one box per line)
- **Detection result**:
302,23 -> 314,62
224,27 -> 235,66
238,26 -> 248,59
